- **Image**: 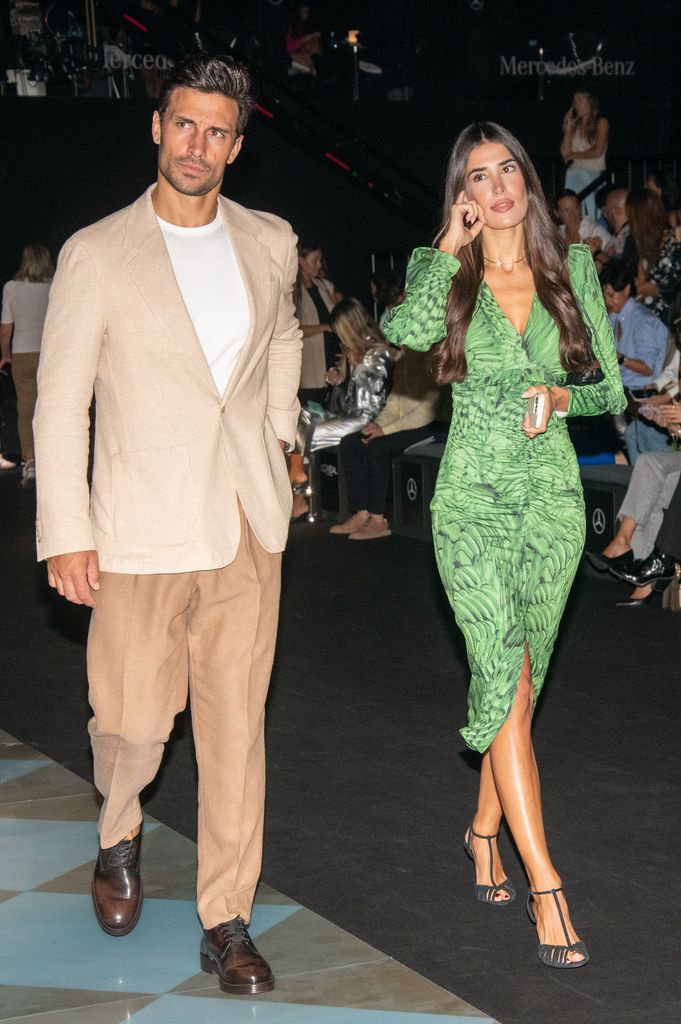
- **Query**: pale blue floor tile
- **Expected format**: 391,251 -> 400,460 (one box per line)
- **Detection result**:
0,761 -> 49,785
0,892 -> 299,995
0,819 -> 160,890
0,819 -> 100,889
128,995 -> 494,1023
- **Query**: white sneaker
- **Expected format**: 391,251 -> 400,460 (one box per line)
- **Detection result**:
329,511 -> 370,535
0,454 -> 17,470
21,458 -> 35,487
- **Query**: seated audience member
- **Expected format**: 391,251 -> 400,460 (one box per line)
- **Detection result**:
331,348 -> 440,540
586,446 -> 681,606
290,241 -> 342,517
600,259 -> 668,462
599,187 -> 638,271
296,297 -> 393,458
556,188 -> 613,257
645,169 -> 681,232
627,187 -> 681,326
370,270 -> 405,329
610,469 -> 681,601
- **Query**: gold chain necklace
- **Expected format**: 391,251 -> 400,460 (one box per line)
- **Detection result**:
482,254 -> 527,267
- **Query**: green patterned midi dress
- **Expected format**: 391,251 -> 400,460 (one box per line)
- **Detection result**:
384,244 -> 626,753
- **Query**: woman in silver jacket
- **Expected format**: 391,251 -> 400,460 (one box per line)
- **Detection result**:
297,298 -> 394,453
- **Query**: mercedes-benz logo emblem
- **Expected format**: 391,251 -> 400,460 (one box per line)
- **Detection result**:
592,508 -> 606,535
406,477 -> 418,501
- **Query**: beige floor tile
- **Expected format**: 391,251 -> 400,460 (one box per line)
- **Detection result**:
138,824 -> 198,901
257,906 -> 389,976
0,792 -> 100,823
176,958 -> 489,1014
0,763 -> 93,806
175,906 -> 387,996
0,739 -> 49,761
255,880 -> 300,906
0,986 -> 156,1022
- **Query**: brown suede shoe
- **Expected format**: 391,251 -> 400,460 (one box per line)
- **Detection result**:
200,917 -> 275,995
92,828 -> 143,936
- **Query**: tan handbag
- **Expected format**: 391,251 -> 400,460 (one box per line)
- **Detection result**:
662,563 -> 681,611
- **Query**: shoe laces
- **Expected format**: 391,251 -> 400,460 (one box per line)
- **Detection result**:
102,835 -> 139,868
218,917 -> 254,948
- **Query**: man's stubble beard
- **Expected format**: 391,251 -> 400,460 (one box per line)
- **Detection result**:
158,153 -> 223,198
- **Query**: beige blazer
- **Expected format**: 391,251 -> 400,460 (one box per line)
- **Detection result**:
34,187 -> 302,574
295,277 -> 336,389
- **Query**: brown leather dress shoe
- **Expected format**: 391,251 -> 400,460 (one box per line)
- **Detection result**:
200,917 -> 275,994
92,828 -> 143,936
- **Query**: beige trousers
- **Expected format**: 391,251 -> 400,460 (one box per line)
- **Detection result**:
12,351 -> 39,460
86,507 -> 281,929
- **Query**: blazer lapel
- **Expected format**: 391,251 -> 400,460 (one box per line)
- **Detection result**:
123,187 -> 219,397
218,197 -> 271,404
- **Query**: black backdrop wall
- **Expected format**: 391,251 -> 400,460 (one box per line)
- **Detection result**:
0,97 -> 425,302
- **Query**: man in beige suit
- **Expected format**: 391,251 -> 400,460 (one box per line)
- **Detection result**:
33,56 -> 302,995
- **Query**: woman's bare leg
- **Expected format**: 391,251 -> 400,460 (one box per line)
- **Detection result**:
486,648 -> 584,961
466,752 -> 511,901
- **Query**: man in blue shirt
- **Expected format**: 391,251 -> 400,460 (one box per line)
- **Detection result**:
600,259 -> 669,463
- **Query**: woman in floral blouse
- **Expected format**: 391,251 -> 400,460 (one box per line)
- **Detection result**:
627,187 -> 681,325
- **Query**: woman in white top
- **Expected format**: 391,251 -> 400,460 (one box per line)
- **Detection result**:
560,91 -> 609,221
0,244 -> 54,485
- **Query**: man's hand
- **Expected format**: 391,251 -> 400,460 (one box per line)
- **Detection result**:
47,550 -> 100,607
361,423 -> 384,444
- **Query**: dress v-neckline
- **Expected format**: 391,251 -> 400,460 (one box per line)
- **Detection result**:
483,281 -> 538,339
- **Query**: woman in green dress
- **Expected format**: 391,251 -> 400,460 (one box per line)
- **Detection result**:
384,122 -> 625,969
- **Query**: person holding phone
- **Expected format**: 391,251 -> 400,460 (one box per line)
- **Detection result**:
560,91 -> 608,220
384,121 -> 625,970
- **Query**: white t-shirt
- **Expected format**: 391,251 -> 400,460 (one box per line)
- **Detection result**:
157,210 -> 251,396
1,280 -> 51,353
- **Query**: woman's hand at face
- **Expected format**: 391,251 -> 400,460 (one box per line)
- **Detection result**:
438,191 -> 485,258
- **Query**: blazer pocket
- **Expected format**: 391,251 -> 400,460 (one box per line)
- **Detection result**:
112,445 -> 199,551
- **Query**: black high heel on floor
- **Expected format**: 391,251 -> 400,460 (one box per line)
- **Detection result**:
464,826 -> 516,905
526,887 -> 590,969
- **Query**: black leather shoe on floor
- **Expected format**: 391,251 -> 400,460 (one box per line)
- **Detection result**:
611,549 -> 676,586
200,917 -> 275,995
585,549 -> 634,573
92,828 -> 143,936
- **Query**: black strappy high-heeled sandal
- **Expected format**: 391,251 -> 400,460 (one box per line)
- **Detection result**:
463,826 -> 516,906
526,887 -> 590,969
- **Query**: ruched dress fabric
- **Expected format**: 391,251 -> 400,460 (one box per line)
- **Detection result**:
384,244 -> 626,752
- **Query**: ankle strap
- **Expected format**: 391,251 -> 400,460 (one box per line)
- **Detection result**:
529,886 -> 564,896
470,827 -> 500,840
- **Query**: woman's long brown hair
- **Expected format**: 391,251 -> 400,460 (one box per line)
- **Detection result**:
431,121 -> 595,384
626,188 -> 667,269
576,91 -> 600,146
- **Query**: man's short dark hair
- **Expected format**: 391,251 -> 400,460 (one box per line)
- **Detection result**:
599,258 -> 635,295
556,188 -> 579,202
158,55 -> 255,135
